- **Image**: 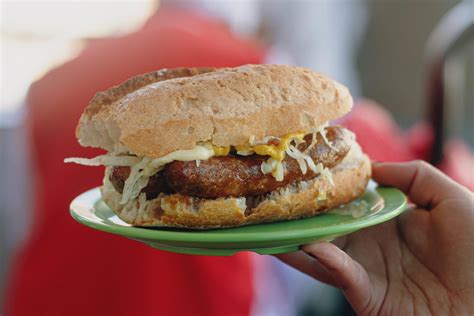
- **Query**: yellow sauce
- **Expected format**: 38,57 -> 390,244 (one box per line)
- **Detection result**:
212,145 -> 231,156
253,133 -> 305,161
213,132 -> 306,161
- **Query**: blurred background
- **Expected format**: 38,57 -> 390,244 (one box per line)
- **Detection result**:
1,1 -> 473,315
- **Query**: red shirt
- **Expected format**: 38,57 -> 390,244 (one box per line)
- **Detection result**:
6,8 -> 265,316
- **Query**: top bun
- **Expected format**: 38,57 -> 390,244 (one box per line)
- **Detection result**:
77,64 -> 352,158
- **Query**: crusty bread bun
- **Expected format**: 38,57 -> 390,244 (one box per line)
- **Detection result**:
101,145 -> 371,229
77,64 -> 352,158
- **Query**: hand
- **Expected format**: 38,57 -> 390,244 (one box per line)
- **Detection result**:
277,161 -> 474,315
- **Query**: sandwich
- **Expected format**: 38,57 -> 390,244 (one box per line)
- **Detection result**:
66,64 -> 371,229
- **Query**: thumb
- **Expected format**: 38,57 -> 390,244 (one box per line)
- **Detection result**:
372,161 -> 471,210
302,242 -> 374,314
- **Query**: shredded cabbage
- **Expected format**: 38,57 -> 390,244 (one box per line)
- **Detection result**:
236,150 -> 254,156
249,135 -> 256,145
251,135 -> 277,146
260,158 -> 285,181
66,144 -> 215,204
64,155 -> 141,166
137,193 -> 147,213
317,189 -> 327,202
260,158 -> 282,181
286,144 -> 320,175
286,145 -> 308,175
148,145 -> 214,168
273,160 -> 284,181
316,162 -> 334,186
261,157 -> 278,175
119,145 -> 215,204
303,132 -> 317,155
316,125 -> 338,151
120,157 -> 152,204
285,144 -> 333,185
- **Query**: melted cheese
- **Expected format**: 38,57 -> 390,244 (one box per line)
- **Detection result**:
235,133 -> 306,159
212,145 -> 231,156
252,133 -> 305,161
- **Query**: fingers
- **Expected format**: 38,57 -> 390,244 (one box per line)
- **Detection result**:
276,243 -> 375,314
301,242 -> 373,314
372,160 -> 471,209
275,251 -> 340,286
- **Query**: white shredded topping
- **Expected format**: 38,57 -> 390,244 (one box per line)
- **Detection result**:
66,144 -> 215,204
317,163 -> 335,186
316,125 -> 338,151
66,123 -> 338,202
284,144 -> 334,185
261,158 -> 285,181
286,145 -> 308,175
317,189 -> 327,202
249,135 -> 256,145
137,192 -> 147,213
236,150 -> 254,156
303,132 -> 317,155
121,145 -> 215,203
121,157 -> 152,204
251,135 -> 278,146
64,155 -> 141,166
261,157 -> 278,175
273,160 -> 284,181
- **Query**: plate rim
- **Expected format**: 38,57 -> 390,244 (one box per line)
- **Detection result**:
70,183 -> 407,244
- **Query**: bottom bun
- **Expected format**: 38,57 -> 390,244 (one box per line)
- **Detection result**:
101,146 -> 371,229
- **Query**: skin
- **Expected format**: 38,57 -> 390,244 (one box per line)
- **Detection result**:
277,161 -> 474,315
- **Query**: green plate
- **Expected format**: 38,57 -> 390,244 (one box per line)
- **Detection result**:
70,181 -> 406,256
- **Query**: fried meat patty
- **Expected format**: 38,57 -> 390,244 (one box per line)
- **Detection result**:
110,126 -> 352,199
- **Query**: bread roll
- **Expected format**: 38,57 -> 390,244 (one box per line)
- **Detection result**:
77,65 -> 352,158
